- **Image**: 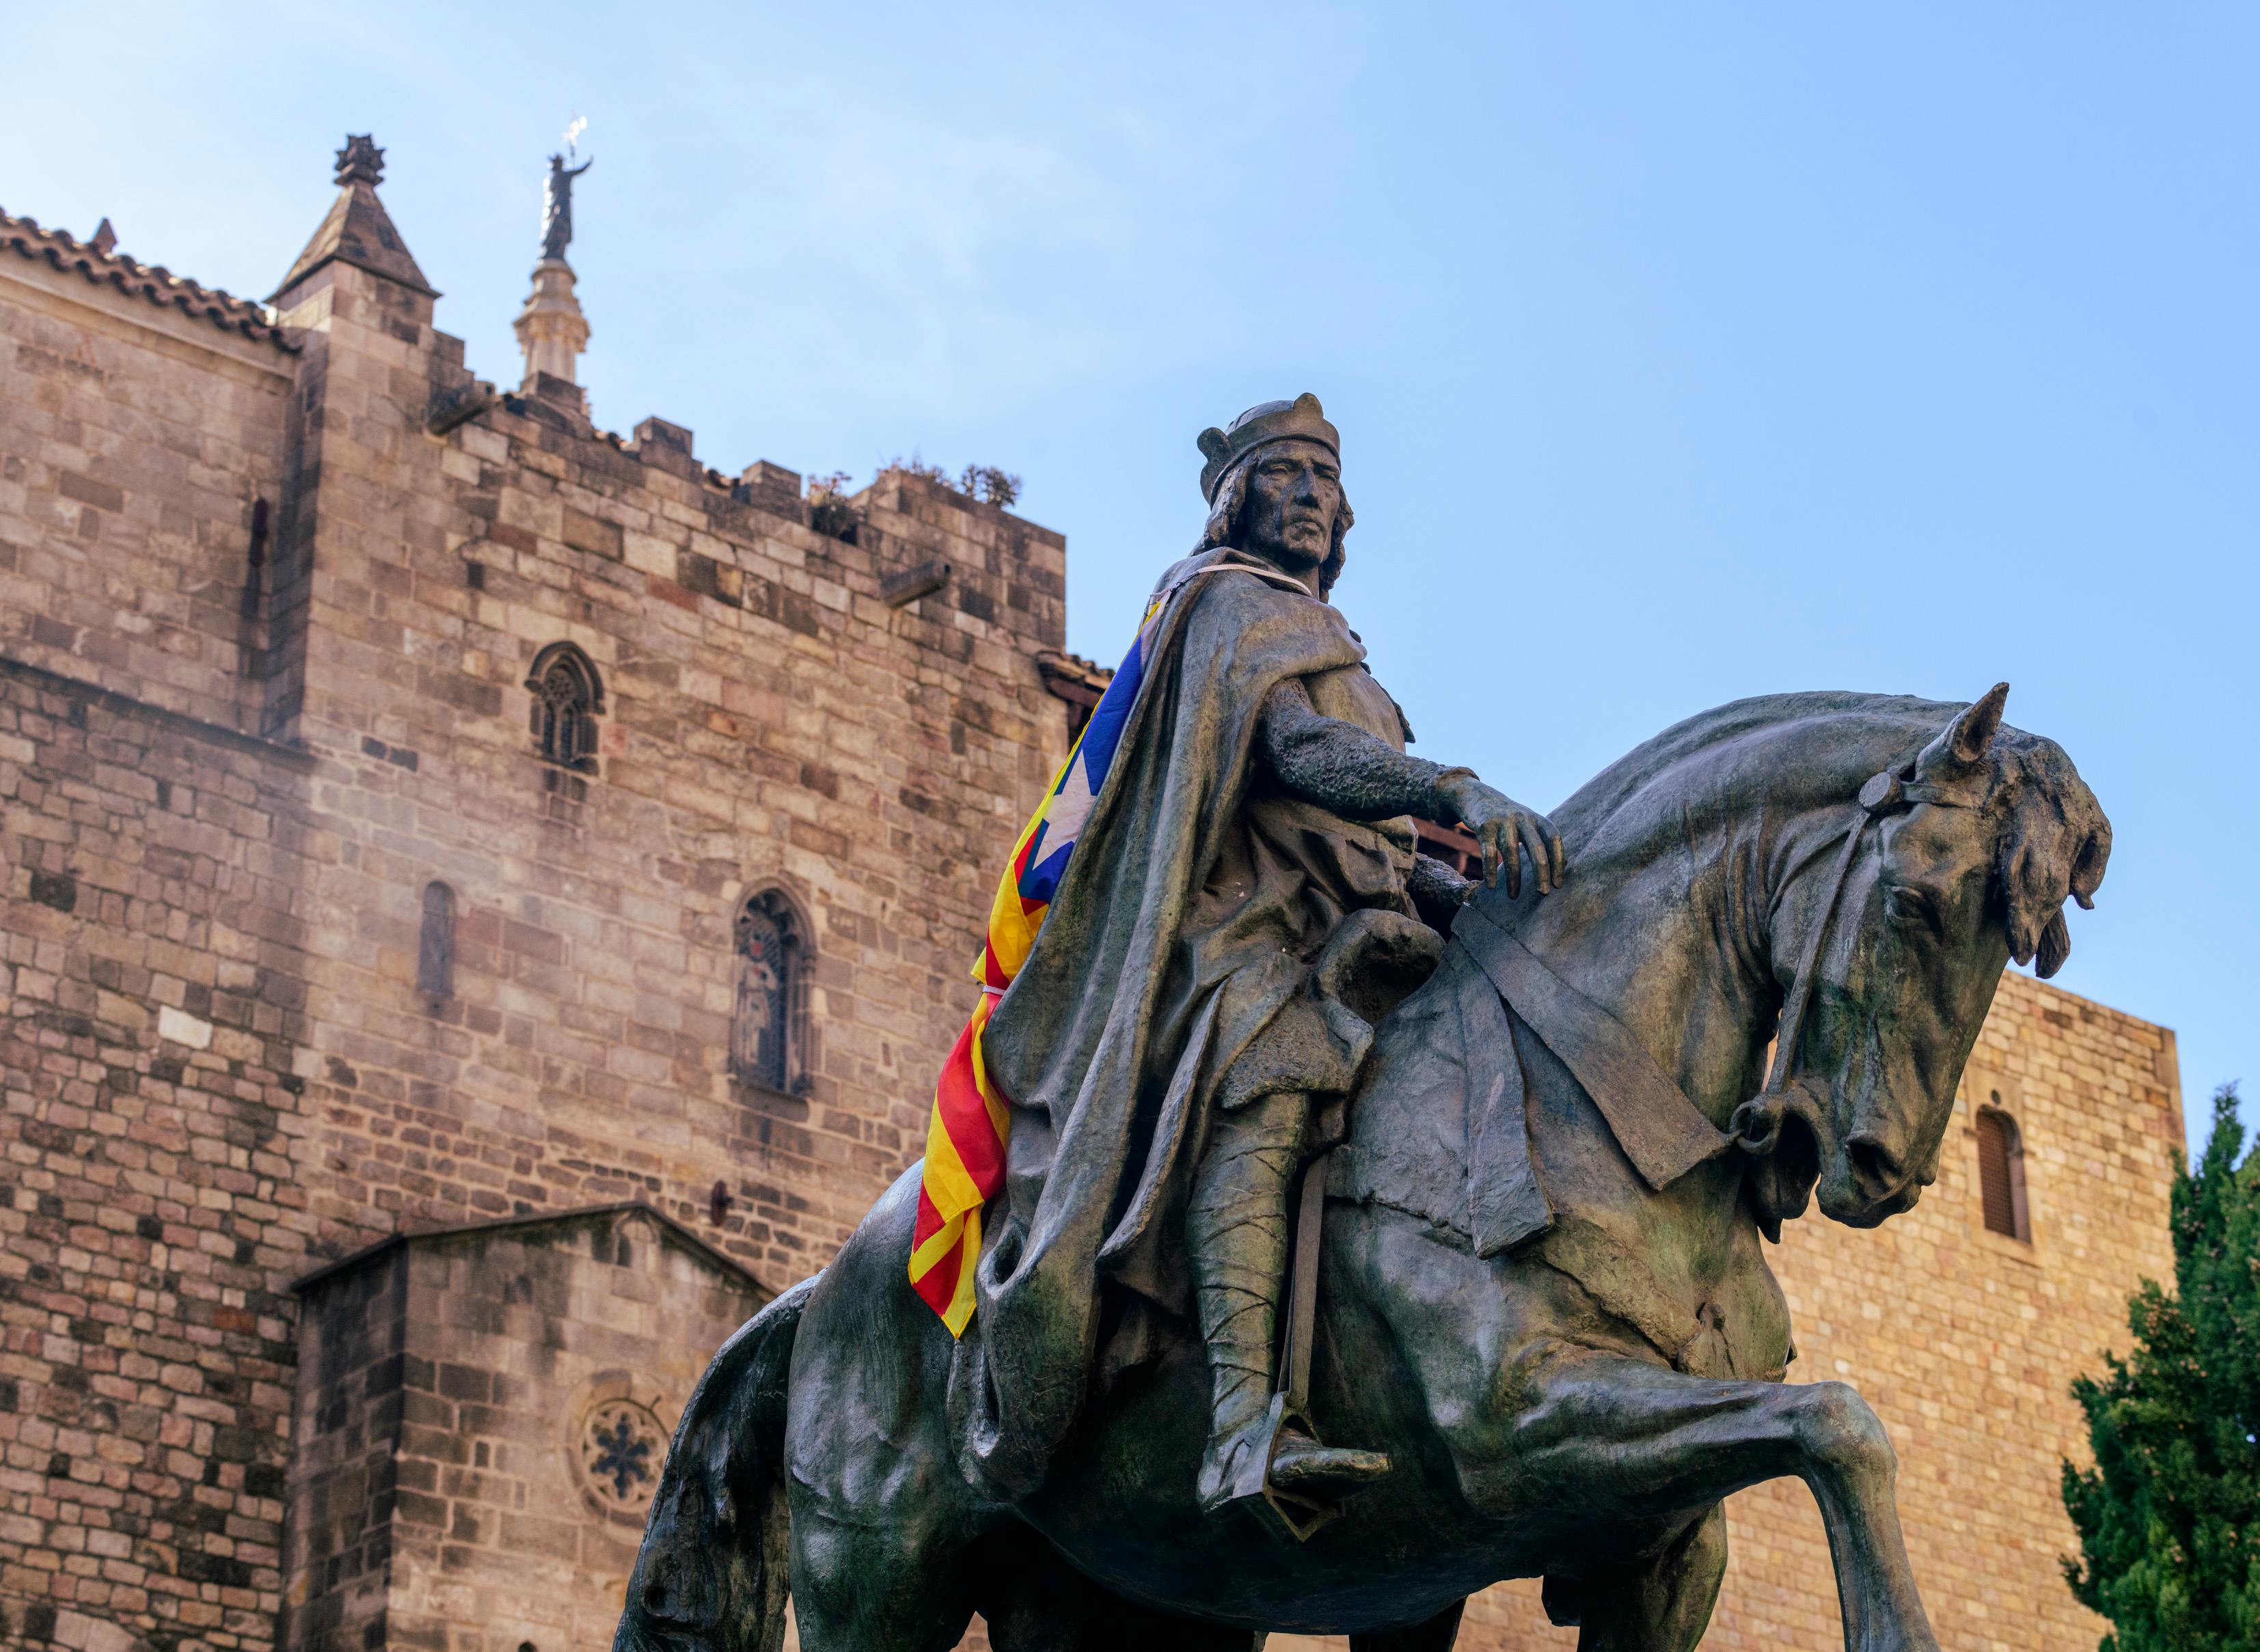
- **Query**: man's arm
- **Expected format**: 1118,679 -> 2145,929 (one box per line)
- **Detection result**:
1406,853 -> 1476,930
1257,676 -> 1454,822
1257,678 -> 1567,897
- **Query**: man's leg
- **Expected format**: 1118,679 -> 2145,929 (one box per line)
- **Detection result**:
1188,1092 -> 1386,1513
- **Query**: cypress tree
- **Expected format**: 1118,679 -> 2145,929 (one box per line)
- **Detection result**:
2062,1084 -> 2260,1649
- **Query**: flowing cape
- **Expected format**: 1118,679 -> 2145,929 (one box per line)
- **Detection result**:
946,548 -> 1366,1494
910,551 -> 1227,1330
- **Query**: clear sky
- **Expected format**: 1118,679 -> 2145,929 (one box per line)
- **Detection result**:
10,3 -> 2252,1153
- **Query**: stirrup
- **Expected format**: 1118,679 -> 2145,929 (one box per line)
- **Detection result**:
1212,1394 -> 1388,1542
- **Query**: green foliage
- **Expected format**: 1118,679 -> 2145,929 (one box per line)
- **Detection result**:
883,454 -> 1024,508
885,453 -> 952,488
956,464 -> 1022,507
811,456 -> 1026,542
806,471 -> 859,541
2062,1084 -> 2260,1650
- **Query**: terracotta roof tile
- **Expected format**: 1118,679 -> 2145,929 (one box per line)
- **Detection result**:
1035,648 -> 1113,696
0,206 -> 295,351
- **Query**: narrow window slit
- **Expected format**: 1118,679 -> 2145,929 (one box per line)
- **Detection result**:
418,881 -> 456,1002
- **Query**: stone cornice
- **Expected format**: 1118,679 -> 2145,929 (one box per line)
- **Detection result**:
288,1200 -> 774,1300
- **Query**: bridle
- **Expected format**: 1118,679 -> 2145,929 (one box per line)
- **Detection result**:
1732,763 -> 1983,1156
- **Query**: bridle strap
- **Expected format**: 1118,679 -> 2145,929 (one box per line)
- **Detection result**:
1756,816 -> 1867,1106
1748,767 -> 1978,1129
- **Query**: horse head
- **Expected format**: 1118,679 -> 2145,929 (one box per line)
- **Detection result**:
1737,683 -> 2111,1231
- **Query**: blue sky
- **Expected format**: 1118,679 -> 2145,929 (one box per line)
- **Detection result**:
9,3 -> 2252,1152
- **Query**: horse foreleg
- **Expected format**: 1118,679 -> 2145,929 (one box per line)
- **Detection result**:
977,1531 -> 1258,1652
1348,1598 -> 1465,1652
1516,1351 -> 1935,1652
788,1500 -> 977,1652
1539,1504 -> 1726,1652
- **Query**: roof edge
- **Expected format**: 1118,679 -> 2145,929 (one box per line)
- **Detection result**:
289,1200 -> 772,1299
0,205 -> 295,352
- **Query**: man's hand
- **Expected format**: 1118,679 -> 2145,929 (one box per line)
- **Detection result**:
1438,772 -> 1566,898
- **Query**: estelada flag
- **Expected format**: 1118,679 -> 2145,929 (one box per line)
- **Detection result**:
908,590 -> 1171,1334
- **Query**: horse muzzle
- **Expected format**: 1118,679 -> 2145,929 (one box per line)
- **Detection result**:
1820,1130 -> 1927,1227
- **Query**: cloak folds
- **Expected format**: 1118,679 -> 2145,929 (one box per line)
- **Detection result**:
947,549 -> 1370,1496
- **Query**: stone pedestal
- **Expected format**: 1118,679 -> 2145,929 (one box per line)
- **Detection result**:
514,256 -> 589,385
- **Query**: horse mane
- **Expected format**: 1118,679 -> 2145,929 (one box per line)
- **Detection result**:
1552,691 -> 1947,837
1538,689 -> 2111,978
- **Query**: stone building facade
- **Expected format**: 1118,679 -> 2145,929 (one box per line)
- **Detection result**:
286,1206 -> 763,1652
0,138 -> 2184,1652
1,138 -> 1072,1652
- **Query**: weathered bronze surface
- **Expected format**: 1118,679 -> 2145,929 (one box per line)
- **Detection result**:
612,400 -> 2110,1652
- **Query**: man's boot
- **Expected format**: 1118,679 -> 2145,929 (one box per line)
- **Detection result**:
1188,1092 -> 1389,1517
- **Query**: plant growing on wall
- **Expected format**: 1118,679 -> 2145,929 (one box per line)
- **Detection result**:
808,471 -> 860,541
955,463 -> 1020,506
2063,1084 -> 2260,1651
883,453 -> 1024,506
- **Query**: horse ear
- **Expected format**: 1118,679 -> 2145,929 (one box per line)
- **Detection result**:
2069,820 -> 2111,911
1915,682 -> 2009,779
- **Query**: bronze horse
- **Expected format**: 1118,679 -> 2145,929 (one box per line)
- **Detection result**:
613,687 -> 2109,1652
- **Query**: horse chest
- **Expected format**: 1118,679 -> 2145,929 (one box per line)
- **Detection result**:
1518,1022 -> 1793,1382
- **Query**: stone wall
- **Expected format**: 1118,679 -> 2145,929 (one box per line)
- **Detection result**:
0,227 -> 295,732
262,251 -> 1069,1294
2,180 -> 1073,1652
0,661 -> 316,1652
284,1207 -> 763,1652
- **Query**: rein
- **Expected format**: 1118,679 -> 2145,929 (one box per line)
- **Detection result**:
1730,765 -> 1980,1152
1458,761 -> 1981,1184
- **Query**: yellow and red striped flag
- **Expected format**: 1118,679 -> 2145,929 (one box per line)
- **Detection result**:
909,594 -> 1168,1333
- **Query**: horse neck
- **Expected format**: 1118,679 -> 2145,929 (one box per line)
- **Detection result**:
1490,744 -> 1875,1133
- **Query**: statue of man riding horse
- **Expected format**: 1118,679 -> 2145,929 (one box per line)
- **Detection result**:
613,398 -> 2112,1652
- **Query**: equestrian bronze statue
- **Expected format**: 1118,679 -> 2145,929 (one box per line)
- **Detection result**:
612,398 -> 2111,1652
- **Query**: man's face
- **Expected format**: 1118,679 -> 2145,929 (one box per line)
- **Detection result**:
1237,440 -> 1342,580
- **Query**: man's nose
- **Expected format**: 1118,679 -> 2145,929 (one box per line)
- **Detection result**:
1291,466 -> 1321,500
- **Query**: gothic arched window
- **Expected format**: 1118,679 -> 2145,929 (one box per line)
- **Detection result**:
1976,1095 -> 2030,1242
417,881 -> 455,1001
527,642 -> 603,771
733,890 -> 808,1094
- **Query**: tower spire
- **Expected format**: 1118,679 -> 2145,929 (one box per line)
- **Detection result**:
514,139 -> 593,387
271,133 -> 437,305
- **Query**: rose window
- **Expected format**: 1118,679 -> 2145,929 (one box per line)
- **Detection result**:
579,1399 -> 666,1512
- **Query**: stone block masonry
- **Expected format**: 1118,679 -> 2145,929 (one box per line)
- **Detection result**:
0,659 -> 318,1652
263,249 -> 1071,1291
284,1207 -> 763,1652
0,218 -> 295,735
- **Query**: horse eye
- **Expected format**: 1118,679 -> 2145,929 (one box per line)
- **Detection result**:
1884,885 -> 1939,928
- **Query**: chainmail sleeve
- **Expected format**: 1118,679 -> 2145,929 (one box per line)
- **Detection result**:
1255,676 -> 1459,823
